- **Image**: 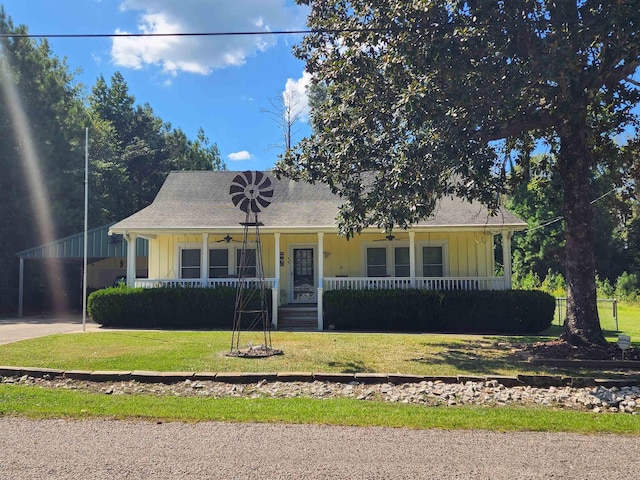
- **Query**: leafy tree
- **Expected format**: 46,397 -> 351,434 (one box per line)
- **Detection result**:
277,0 -> 640,347
0,8 -> 225,312
88,73 -> 226,221
0,8 -> 85,310
508,152 -> 633,285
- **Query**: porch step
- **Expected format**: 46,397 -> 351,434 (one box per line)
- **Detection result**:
277,305 -> 318,331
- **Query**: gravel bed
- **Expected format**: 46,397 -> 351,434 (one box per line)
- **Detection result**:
3,374 -> 640,414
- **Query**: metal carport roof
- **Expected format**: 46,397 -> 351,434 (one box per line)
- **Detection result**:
16,223 -> 148,260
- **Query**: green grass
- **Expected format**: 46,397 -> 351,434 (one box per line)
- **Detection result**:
0,301 -> 638,378
549,299 -> 640,340
1,384 -> 639,434
0,330 -> 586,376
1,302 -> 639,432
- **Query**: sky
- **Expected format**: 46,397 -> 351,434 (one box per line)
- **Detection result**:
3,0 -> 313,171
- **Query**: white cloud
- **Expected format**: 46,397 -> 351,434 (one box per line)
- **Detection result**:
228,150 -> 254,161
112,0 -> 305,75
283,70 -> 311,122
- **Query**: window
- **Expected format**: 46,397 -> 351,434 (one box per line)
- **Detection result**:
209,249 -> 229,278
422,246 -> 443,277
366,247 -> 387,277
181,249 -> 201,278
236,248 -> 257,277
394,247 -> 410,277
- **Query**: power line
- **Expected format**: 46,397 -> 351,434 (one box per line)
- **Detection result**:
524,187 -> 619,233
0,28 -> 403,39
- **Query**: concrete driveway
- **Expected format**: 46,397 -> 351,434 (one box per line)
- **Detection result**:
0,314 -> 100,345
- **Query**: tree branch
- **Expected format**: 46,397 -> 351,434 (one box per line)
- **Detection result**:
478,110 -> 558,143
626,76 -> 640,88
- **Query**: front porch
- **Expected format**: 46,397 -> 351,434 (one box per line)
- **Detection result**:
123,229 -> 515,331
133,274 -> 509,331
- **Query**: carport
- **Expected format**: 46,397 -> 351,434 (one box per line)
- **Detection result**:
15,223 -> 148,317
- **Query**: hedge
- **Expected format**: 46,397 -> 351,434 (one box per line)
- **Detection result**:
323,289 -> 555,334
87,286 -> 271,329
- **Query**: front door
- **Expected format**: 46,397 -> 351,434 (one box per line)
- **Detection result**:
291,247 -> 316,303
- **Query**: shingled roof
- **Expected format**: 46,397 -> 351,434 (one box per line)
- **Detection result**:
110,171 -> 526,233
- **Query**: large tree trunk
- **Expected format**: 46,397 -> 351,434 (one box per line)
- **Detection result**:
557,111 -> 607,347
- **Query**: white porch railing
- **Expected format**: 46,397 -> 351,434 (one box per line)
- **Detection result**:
135,278 -> 278,289
136,276 -> 505,291
323,276 -> 507,291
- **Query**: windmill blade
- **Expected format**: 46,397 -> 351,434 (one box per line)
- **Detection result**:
243,170 -> 253,185
257,175 -> 271,189
256,196 -> 271,209
259,188 -> 274,198
229,184 -> 244,195
232,173 -> 248,188
254,170 -> 264,185
231,193 -> 245,207
239,197 -> 251,213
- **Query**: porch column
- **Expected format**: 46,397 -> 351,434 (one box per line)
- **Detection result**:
409,231 -> 416,287
501,230 -> 512,290
272,232 -> 280,329
317,232 -> 324,331
18,257 -> 24,318
201,233 -> 209,287
125,232 -> 137,287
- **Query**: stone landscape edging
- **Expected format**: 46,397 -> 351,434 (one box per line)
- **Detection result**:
1,365 -> 639,388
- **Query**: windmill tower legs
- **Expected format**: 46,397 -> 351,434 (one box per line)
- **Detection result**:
228,211 -> 281,357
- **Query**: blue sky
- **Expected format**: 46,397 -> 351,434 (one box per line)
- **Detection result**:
4,0 -> 312,171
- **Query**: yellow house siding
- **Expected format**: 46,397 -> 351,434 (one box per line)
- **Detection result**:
146,229 -> 497,281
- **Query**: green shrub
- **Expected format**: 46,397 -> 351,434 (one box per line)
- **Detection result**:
596,275 -> 615,298
615,272 -> 639,300
540,269 -> 566,297
513,270 -> 541,290
323,289 -> 555,334
88,286 -> 271,329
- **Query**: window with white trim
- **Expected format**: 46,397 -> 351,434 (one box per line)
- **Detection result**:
366,247 -> 387,277
236,248 -> 257,277
422,246 -> 444,277
365,245 -> 410,277
394,247 -> 410,277
181,249 -> 201,278
209,249 -> 229,278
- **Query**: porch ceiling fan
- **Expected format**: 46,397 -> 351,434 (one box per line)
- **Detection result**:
373,234 -> 408,242
215,235 -> 240,243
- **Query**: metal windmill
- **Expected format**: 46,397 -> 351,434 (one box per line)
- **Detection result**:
227,170 -> 280,357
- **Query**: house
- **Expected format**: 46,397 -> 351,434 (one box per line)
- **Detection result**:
109,171 -> 527,330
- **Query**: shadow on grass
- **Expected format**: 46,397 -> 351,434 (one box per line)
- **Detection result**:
325,360 -> 374,374
408,337 -> 574,376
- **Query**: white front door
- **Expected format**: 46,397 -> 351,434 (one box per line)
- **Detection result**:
290,246 -> 316,303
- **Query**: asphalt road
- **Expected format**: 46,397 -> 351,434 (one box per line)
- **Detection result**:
0,419 -> 639,479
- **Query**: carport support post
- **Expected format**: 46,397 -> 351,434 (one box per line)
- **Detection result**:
18,257 -> 24,318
